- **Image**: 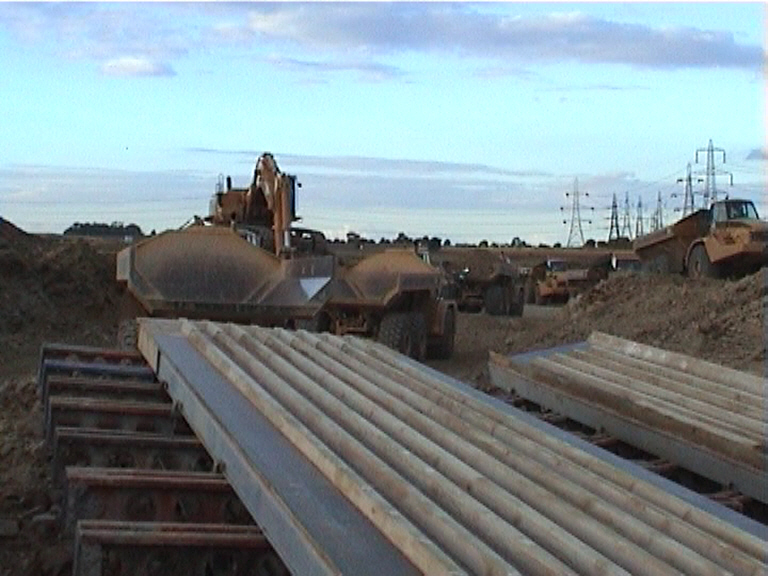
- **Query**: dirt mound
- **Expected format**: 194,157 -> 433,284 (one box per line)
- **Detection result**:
0,217 -> 30,243
0,232 -> 122,376
501,271 -> 765,375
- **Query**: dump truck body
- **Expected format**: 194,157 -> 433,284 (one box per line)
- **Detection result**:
526,258 -> 607,304
117,153 -> 456,359
433,249 -> 525,316
633,199 -> 768,278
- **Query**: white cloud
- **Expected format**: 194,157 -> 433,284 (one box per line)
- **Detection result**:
0,3 -> 762,80
101,56 -> 175,77
233,4 -> 765,70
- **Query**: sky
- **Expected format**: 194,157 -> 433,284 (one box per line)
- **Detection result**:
0,2 -> 765,246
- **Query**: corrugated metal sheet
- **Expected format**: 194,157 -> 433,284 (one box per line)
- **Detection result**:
140,319 -> 768,576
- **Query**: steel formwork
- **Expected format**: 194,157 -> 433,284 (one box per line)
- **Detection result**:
138,318 -> 768,576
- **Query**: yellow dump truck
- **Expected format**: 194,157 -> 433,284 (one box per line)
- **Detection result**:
633,198 -> 768,279
117,153 -> 457,360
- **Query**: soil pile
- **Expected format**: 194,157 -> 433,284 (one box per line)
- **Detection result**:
562,271 -> 765,372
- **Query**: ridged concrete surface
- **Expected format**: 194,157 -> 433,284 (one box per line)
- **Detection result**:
143,319 -> 768,575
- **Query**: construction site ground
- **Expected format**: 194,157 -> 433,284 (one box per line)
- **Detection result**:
0,227 -> 765,575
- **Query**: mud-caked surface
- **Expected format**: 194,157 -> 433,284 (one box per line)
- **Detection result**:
0,223 -> 765,574
1,224 -> 122,576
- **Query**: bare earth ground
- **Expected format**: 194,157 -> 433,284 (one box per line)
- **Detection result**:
0,228 -> 765,575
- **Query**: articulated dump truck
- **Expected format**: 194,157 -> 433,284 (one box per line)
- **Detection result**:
633,198 -> 768,279
432,248 -> 525,316
117,153 -> 457,360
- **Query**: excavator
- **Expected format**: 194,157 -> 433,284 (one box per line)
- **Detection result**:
117,153 -> 457,360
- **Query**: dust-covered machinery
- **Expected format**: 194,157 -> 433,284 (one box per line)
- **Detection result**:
117,153 -> 456,359
633,198 -> 768,279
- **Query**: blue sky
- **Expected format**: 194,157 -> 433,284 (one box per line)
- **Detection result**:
1,2 -> 765,245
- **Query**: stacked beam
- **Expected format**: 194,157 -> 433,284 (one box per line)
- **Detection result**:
490,331 -> 767,507
141,318 -> 768,575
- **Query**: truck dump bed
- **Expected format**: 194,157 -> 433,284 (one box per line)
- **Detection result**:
116,226 -> 333,323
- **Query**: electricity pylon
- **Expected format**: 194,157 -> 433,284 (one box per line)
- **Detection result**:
676,163 -> 696,217
608,193 -> 621,242
620,191 -> 633,240
565,178 -> 586,247
695,139 -> 732,206
650,191 -> 665,232
635,197 -> 644,238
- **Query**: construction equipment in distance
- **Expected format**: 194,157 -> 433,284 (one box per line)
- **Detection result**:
524,258 -> 608,305
117,152 -> 457,360
633,198 -> 768,279
433,248 -> 525,316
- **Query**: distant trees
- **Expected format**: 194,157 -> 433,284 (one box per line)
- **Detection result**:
64,221 -> 144,239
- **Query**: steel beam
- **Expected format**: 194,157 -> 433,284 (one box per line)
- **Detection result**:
52,427 -> 211,481
63,467 -> 252,537
46,397 -> 187,441
72,521 -> 279,576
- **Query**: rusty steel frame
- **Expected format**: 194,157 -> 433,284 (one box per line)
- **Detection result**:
37,343 -> 284,576
52,427 -> 211,481
44,375 -> 167,403
45,397 -> 187,441
72,521 -> 273,576
62,467 -> 251,537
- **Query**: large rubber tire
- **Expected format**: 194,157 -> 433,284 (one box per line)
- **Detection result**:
409,313 -> 428,362
428,307 -> 456,360
117,318 -> 138,351
524,279 -> 537,304
508,287 -> 525,317
688,244 -> 717,279
484,285 -> 506,316
378,312 -> 426,360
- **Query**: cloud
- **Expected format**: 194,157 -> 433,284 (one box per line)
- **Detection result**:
0,3 -> 189,74
235,4 -> 765,70
746,148 -> 768,160
101,56 -> 175,77
264,55 -> 404,82
0,3 -> 762,79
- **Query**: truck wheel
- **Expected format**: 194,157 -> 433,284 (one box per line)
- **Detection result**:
378,312 -> 425,360
508,287 -> 525,317
409,313 -> 428,361
525,279 -> 537,304
688,244 -> 717,279
117,319 -> 138,351
428,307 -> 455,360
484,285 -> 506,316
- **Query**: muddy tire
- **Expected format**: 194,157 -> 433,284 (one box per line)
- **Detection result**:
688,244 -> 717,279
484,285 -> 506,316
428,307 -> 456,360
378,312 -> 426,360
508,287 -> 525,317
117,319 -> 138,351
409,313 -> 427,361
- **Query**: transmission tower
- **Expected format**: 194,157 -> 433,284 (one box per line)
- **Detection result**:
620,191 -> 633,240
635,197 -> 644,237
608,193 -> 621,242
695,139 -> 732,206
676,163 -> 696,217
565,178 -> 586,247
649,191 -> 665,232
